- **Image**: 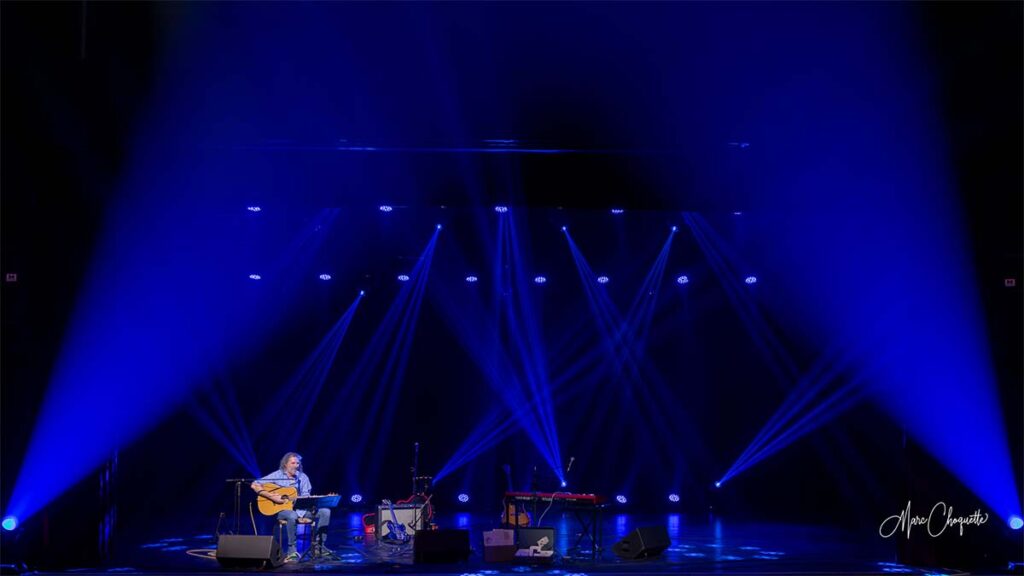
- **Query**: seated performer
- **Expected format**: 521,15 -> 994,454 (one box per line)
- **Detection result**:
251,452 -> 331,562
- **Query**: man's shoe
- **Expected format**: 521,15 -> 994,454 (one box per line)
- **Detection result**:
283,551 -> 301,563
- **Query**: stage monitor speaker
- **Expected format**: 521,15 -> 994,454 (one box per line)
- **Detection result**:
215,534 -> 282,569
612,526 -> 670,559
414,529 -> 471,563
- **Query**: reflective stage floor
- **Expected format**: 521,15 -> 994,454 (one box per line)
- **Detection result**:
30,512 -> 989,575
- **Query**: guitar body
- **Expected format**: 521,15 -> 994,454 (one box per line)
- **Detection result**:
381,499 -> 410,543
256,482 -> 298,516
502,503 -> 531,527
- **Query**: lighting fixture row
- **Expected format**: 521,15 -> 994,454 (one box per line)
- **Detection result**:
247,272 -> 761,282
248,206 -> 731,218
245,274 -> 764,285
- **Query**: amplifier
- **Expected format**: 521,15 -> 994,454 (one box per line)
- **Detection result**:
377,503 -> 427,537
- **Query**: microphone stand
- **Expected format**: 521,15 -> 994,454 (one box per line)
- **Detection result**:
409,443 -> 436,528
234,481 -> 243,534
411,442 -> 419,495
225,478 -> 258,534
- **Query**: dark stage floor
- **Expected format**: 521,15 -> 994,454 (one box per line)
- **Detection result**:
38,512 -> 973,576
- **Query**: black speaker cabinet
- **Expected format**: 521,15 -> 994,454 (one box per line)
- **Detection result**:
215,534 -> 282,569
413,529 -> 471,563
612,526 -> 670,559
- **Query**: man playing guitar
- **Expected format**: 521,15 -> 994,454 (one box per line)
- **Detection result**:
251,452 -> 331,563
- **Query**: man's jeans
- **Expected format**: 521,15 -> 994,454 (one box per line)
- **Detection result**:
277,508 -> 331,554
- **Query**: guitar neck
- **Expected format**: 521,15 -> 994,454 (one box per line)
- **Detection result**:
503,465 -> 514,492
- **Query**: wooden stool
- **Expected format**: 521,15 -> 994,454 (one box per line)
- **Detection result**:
277,516 -> 315,554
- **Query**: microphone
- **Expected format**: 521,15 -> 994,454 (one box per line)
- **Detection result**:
566,457 -> 575,473
225,478 -> 256,483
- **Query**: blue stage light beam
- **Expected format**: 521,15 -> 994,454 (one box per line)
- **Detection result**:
553,257 -> 655,497
726,208 -> 1019,521
437,282 -> 719,483
721,342 -> 858,483
494,215 -> 556,464
712,3 -> 1020,520
5,197 -> 343,525
563,228 -> 677,402
355,228 -> 441,472
562,228 -> 697,487
433,267 -> 631,482
688,213 -> 897,495
435,220 -> 700,489
745,379 -> 865,466
503,213 -> 563,480
720,375 -> 867,485
436,367 -> 618,483
309,238 -> 436,461
563,226 -> 676,396
624,228 -> 676,356
303,226 -> 436,485
427,311 -> 547,482
432,213 -> 567,483
480,213 -> 562,479
188,375 -> 262,477
686,212 -> 863,491
254,291 -> 363,449
684,213 -> 799,385
435,405 -> 521,483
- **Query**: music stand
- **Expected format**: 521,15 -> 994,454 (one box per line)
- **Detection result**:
294,495 -> 341,510
292,495 -> 341,562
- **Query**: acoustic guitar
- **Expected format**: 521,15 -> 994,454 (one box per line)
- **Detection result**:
500,465 -> 530,527
256,482 -> 299,516
256,483 -> 341,516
